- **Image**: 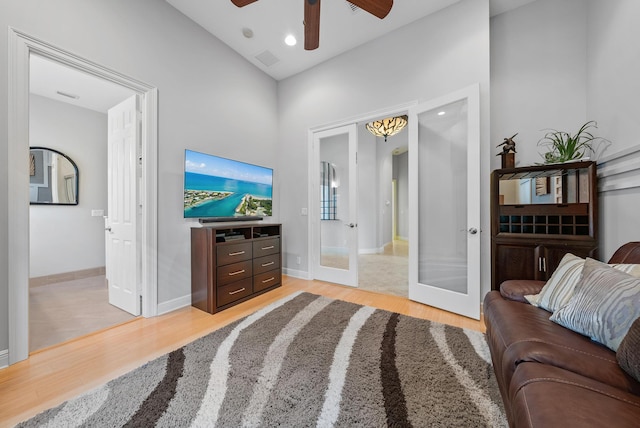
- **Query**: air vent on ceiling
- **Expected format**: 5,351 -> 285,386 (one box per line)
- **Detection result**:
346,1 -> 360,14
56,90 -> 79,100
255,50 -> 280,67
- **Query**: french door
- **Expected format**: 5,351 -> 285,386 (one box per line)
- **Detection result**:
408,85 -> 481,319
311,124 -> 358,286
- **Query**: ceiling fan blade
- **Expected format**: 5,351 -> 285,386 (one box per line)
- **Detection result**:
347,0 -> 393,19
231,0 -> 258,7
304,0 -> 320,50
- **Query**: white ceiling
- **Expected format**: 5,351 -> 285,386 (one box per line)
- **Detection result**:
166,0 -> 538,81
30,54 -> 136,113
29,0 -> 537,112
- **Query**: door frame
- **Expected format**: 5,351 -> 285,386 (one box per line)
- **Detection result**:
7,28 -> 159,364
307,101 -> 418,283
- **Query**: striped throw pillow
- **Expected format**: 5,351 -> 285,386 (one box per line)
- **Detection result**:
550,258 -> 640,352
525,253 -> 583,312
525,253 -> 640,313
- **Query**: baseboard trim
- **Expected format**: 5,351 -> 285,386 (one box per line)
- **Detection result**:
157,294 -> 191,316
283,268 -> 310,280
0,349 -> 8,369
30,267 -> 106,288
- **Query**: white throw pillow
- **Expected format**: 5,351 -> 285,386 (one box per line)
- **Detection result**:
525,253 -> 584,312
525,253 -> 640,313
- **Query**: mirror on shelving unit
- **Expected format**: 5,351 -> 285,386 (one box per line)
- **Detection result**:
498,167 -> 590,205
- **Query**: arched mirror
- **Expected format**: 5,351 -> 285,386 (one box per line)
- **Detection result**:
29,147 -> 79,205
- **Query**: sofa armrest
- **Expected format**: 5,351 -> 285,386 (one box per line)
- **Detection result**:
499,280 -> 546,303
608,241 -> 640,264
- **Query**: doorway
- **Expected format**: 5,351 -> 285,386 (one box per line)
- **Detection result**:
355,126 -> 409,297
28,55 -> 139,351
309,87 -> 481,318
309,107 -> 414,294
8,28 -> 159,364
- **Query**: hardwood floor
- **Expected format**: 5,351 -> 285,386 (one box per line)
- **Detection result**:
0,276 -> 484,427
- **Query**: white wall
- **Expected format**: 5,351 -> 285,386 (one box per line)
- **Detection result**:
29,95 -> 107,277
357,124 -> 379,253
393,151 -> 409,240
278,0 -> 491,289
491,0 -> 640,261
375,138 -> 395,249
490,0 -> 588,168
586,0 -> 640,258
587,0 -> 640,153
0,0 -> 278,353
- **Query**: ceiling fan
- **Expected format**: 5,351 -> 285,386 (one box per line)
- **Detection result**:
231,0 -> 393,50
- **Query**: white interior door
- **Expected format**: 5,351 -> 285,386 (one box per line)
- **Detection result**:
408,85 -> 481,320
106,95 -> 140,316
311,124 -> 358,286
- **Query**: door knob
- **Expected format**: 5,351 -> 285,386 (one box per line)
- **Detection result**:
468,227 -> 478,235
105,227 -> 112,232
346,223 -> 357,228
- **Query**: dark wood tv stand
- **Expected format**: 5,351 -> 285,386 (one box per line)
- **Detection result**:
191,223 -> 282,314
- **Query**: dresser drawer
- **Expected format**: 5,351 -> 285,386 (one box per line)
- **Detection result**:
217,242 -> 252,266
254,269 -> 281,293
217,278 -> 252,307
253,238 -> 280,258
253,254 -> 280,275
217,260 -> 252,286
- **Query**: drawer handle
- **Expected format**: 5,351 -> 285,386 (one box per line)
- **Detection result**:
261,261 -> 275,267
228,250 -> 245,256
262,277 -> 275,284
228,269 -> 246,276
228,287 -> 246,295
261,245 -> 275,250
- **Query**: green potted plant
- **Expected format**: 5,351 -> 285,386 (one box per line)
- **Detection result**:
538,120 -> 610,164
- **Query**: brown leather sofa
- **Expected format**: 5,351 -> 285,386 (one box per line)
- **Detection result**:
484,242 -> 640,427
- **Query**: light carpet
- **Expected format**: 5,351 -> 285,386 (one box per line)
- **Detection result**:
17,292 -> 506,427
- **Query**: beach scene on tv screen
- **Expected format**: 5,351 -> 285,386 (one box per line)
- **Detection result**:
184,150 -> 273,218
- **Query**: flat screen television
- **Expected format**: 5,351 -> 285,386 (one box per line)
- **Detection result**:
184,149 -> 273,221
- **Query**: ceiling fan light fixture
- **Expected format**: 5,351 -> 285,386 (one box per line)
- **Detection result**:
366,115 -> 408,141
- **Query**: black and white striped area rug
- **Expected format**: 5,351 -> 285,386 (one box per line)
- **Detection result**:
18,292 -> 506,427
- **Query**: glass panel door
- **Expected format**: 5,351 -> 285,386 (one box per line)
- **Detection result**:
408,86 -> 481,319
312,124 -> 358,286
418,99 -> 468,294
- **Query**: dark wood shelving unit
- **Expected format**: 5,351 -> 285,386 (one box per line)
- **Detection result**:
191,223 -> 282,314
491,161 -> 598,290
